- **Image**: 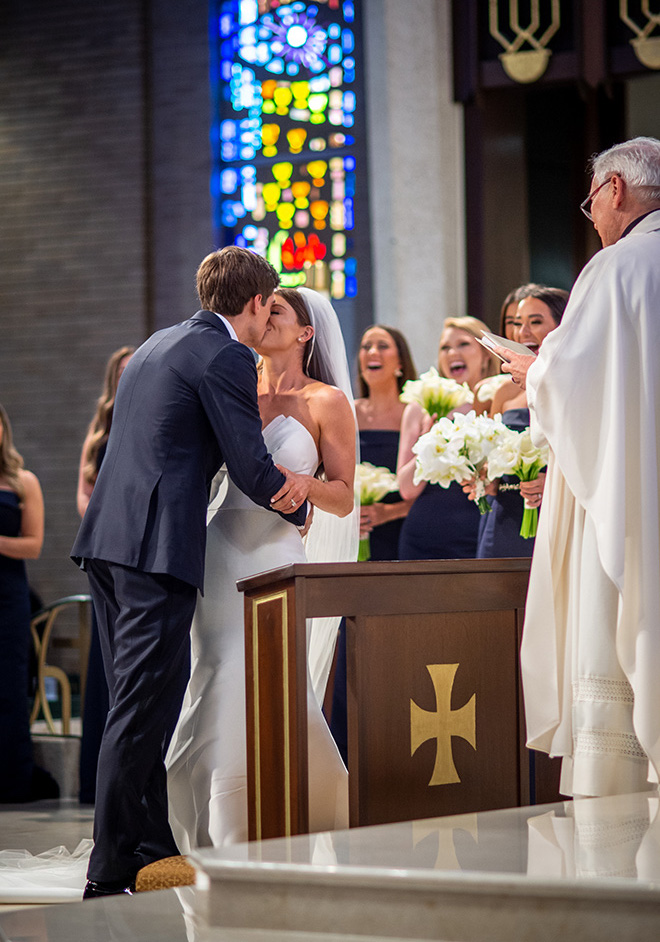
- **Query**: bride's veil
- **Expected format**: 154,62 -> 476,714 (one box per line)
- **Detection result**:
298,287 -> 359,705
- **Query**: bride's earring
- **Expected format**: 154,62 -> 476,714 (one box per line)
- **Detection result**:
395,368 -> 402,377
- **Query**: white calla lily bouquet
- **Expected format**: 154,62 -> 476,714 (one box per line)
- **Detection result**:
412,411 -> 512,514
400,367 -> 473,419
474,373 -> 511,404
486,427 -> 549,538
356,462 -> 399,560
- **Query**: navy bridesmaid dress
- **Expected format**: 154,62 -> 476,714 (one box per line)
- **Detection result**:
477,407 -> 534,558
359,428 -> 405,561
0,490 -> 35,800
398,480 -> 481,560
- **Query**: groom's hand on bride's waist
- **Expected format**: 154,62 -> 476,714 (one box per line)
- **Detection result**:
270,465 -> 310,516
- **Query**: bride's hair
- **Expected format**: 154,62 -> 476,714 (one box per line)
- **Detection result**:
274,287 -> 317,377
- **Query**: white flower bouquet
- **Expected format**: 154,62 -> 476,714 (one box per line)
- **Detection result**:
400,367 -> 473,419
474,373 -> 511,404
412,410 -> 512,514
356,462 -> 399,560
487,427 -> 549,538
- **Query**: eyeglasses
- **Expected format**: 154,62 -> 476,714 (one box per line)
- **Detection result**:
580,177 -> 612,221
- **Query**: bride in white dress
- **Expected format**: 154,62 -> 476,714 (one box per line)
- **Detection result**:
166,286 -> 359,850
0,288 -> 357,902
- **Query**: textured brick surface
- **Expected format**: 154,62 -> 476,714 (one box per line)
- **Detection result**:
0,0 -> 211,607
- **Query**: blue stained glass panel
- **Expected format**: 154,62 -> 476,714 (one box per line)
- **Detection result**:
210,0 -> 369,306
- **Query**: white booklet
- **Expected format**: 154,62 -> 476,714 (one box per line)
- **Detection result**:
478,330 -> 537,362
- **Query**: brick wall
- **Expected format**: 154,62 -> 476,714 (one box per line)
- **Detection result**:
0,0 -> 211,606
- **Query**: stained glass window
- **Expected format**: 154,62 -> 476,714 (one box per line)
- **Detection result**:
210,0 -> 369,303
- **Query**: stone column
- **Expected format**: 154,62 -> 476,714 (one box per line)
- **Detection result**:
363,0 -> 465,369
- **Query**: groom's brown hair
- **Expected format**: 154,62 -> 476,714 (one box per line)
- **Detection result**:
197,246 -> 279,317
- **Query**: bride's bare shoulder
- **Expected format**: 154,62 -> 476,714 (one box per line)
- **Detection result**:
304,380 -> 351,421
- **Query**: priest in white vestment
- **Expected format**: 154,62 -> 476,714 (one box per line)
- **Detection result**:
497,137 -> 660,798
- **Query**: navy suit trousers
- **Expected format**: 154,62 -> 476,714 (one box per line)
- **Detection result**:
85,559 -> 196,883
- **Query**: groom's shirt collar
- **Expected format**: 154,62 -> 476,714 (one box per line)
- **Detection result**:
212,311 -> 238,342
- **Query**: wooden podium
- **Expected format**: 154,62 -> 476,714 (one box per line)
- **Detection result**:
238,558 -> 558,841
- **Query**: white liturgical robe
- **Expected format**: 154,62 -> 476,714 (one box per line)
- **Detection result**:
522,209 -> 660,797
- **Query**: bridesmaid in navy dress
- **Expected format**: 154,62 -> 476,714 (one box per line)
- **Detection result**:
397,317 -> 500,561
476,286 -> 569,557
355,326 -> 417,560
329,325 -> 416,762
76,346 -> 134,803
0,403 -> 53,801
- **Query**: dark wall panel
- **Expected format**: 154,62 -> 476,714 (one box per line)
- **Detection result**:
0,0 -> 211,604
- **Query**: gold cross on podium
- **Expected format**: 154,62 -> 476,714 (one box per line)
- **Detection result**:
410,663 -> 477,786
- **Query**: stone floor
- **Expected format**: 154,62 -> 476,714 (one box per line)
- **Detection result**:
2,792 -> 660,942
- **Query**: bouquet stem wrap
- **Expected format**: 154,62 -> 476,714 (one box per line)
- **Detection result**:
473,478 -> 491,516
486,428 -> 549,539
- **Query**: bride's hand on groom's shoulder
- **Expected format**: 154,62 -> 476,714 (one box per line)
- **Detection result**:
270,465 -> 311,514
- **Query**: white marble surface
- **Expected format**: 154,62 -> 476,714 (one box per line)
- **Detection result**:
3,794 -> 660,941
0,884 -> 434,942
193,791 -> 660,941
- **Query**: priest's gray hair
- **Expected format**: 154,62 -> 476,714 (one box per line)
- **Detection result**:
590,136 -> 660,203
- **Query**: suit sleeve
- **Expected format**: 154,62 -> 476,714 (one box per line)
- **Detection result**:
199,341 -> 308,527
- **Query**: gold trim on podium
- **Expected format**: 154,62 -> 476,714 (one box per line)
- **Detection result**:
252,589 -> 291,840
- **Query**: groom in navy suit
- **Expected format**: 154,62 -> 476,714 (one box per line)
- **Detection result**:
72,246 -> 307,897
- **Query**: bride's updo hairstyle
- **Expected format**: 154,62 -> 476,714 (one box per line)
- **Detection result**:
274,287 -> 316,377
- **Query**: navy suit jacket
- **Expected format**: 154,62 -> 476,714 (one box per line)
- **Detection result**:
72,310 -> 306,591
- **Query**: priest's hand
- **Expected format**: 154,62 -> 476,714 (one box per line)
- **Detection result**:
496,347 -> 536,389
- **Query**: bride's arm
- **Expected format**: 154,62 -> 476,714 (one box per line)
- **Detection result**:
307,386 -> 355,517
270,387 -> 355,518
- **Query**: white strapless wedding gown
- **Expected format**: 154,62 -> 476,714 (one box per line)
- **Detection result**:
166,414 -> 348,850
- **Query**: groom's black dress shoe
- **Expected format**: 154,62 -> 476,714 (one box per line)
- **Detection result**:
83,880 -> 135,899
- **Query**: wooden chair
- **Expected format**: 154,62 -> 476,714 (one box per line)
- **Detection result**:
30,594 -> 92,735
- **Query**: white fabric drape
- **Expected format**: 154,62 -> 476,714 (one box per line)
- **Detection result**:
298,287 -> 360,704
522,210 -> 660,796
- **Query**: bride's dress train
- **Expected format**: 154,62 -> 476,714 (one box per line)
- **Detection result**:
0,840 -> 92,903
166,414 -> 348,850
